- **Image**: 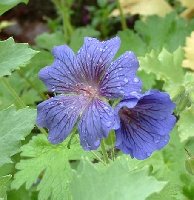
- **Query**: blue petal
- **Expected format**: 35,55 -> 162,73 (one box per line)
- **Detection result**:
115,90 -> 176,160
100,51 -> 142,98
39,45 -> 79,93
37,95 -> 88,144
78,99 -> 119,150
76,37 -> 120,83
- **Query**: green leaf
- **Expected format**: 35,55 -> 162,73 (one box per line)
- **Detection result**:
183,72 -> 194,103
139,48 -> 184,84
123,128 -> 188,199
137,70 -> 156,91
35,31 -> 65,51
126,128 -> 186,182
153,128 -> 186,182
7,186 -> 38,200
0,38 -> 38,77
135,13 -> 194,52
69,27 -> 100,52
0,0 -> 28,15
70,157 -> 166,200
139,48 -> 185,97
178,105 -> 194,142
0,107 -> 36,167
12,134 -> 90,200
116,30 -> 157,91
117,29 -> 147,57
0,175 -> 11,200
147,183 -> 185,200
0,50 -> 52,109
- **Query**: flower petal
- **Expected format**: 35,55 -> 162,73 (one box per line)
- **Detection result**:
100,51 -> 142,98
39,45 -> 79,93
37,95 -> 88,144
76,37 -> 120,83
78,98 -> 119,150
115,90 -> 176,160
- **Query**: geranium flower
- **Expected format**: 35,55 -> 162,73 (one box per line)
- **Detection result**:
114,90 -> 176,159
36,37 -> 141,150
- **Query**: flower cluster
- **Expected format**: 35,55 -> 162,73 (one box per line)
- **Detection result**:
37,36 -> 176,160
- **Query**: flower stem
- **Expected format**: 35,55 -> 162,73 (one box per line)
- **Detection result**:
1,77 -> 47,136
116,0 -> 127,30
101,140 -> 109,164
52,0 -> 73,43
110,135 -> 115,161
17,69 -> 47,100
1,77 -> 26,108
67,127 -> 77,149
91,151 -> 106,165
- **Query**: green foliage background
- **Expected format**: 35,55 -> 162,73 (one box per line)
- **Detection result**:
0,0 -> 194,200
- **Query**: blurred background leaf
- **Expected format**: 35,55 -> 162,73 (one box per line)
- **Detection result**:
0,0 -> 28,16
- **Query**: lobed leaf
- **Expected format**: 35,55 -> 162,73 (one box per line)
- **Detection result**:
178,105 -> 194,142
12,134 -> 90,200
0,175 -> 12,200
0,107 -> 36,167
0,38 -> 38,77
70,157 -> 166,200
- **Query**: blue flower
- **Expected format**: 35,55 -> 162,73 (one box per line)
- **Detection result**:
36,36 -> 141,150
114,90 -> 176,160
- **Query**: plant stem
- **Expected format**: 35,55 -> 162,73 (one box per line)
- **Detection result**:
67,128 -> 77,149
116,0 -> 127,30
1,77 -> 47,136
91,151 -> 106,165
101,140 -> 109,164
52,0 -> 73,43
17,69 -> 47,100
1,77 -> 26,108
61,0 -> 73,40
110,135 -> 115,161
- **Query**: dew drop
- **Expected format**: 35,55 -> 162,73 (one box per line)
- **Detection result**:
51,86 -> 56,92
154,139 -> 160,144
124,78 -> 128,83
106,121 -> 112,127
130,91 -> 138,96
133,77 -> 139,83
146,152 -> 151,157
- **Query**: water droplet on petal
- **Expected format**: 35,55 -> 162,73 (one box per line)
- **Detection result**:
124,78 -> 128,83
51,86 -> 55,92
133,77 -> 139,83
154,139 -> 160,144
106,121 -> 112,127
146,152 -> 151,157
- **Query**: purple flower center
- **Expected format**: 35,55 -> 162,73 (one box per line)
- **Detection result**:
74,83 -> 99,98
119,106 -> 141,127
119,106 -> 132,122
